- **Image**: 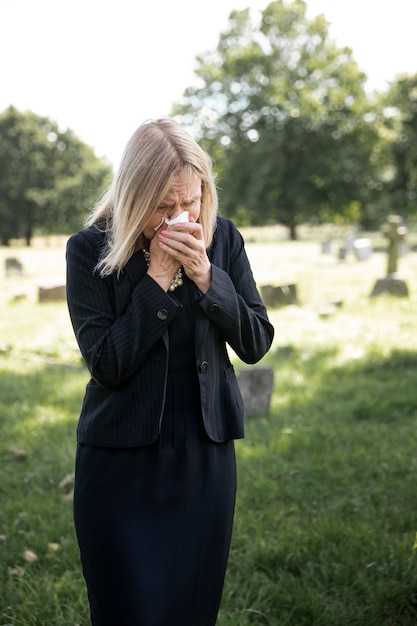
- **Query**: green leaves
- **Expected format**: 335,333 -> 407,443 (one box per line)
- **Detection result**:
383,75 -> 417,218
172,0 -> 382,238
0,106 -> 112,244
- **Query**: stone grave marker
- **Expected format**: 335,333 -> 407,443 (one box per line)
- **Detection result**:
237,366 -> 274,418
345,232 -> 356,255
5,257 -> 23,276
370,214 -> 409,297
260,284 -> 297,308
383,214 -> 407,274
337,247 -> 347,261
353,238 -> 372,261
321,239 -> 331,254
38,284 -> 67,302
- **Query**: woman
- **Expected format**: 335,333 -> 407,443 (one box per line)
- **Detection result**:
66,118 -> 274,626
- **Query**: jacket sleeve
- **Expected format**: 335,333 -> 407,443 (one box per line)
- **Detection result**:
199,220 -> 274,364
66,229 -> 180,389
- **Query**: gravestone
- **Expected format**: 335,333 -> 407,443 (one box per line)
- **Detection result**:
237,366 -> 274,418
383,214 -> 406,274
38,284 -> 66,302
337,232 -> 355,261
338,247 -> 347,261
321,239 -> 331,254
260,284 -> 297,308
5,257 -> 23,276
370,275 -> 409,297
370,215 -> 409,297
353,238 -> 372,261
345,232 -> 356,254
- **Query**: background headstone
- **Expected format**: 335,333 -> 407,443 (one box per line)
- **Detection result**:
338,247 -> 346,261
382,214 -> 407,274
260,284 -> 297,308
353,238 -> 372,261
237,366 -> 274,418
321,239 -> 331,254
345,232 -> 355,254
370,276 -> 409,298
38,284 -> 66,302
370,214 -> 409,297
5,257 -> 23,276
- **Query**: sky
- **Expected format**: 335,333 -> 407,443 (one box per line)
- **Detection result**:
1,0 -> 416,168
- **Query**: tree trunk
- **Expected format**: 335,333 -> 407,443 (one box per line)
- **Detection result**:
288,221 -> 298,241
25,227 -> 32,246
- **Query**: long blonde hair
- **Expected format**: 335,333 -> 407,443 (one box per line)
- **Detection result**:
88,118 -> 218,277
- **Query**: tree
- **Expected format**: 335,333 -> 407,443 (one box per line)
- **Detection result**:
0,107 -> 112,245
172,0 -> 380,239
381,74 -> 417,221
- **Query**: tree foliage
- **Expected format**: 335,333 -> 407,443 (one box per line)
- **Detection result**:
0,106 -> 112,245
382,75 -> 417,220
172,0 -> 382,238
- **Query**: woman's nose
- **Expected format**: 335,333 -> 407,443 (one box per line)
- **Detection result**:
167,206 -> 182,219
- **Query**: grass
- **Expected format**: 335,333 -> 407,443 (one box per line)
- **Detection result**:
0,357 -> 89,625
1,229 -> 417,624
221,345 -> 417,625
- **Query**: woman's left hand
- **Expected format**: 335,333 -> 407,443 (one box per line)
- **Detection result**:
157,217 -> 211,293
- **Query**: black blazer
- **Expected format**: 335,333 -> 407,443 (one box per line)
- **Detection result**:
66,217 -> 274,447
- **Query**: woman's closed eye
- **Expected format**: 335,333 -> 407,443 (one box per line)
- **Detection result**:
157,201 -> 196,211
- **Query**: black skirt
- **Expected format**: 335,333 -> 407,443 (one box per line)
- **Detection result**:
73,280 -> 237,626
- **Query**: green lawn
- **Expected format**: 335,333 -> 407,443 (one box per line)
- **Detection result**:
1,230 -> 417,625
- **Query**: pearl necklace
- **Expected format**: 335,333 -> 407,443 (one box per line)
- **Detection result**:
142,249 -> 184,292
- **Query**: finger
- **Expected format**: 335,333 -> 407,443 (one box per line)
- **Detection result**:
173,224 -> 203,242
160,232 -> 203,257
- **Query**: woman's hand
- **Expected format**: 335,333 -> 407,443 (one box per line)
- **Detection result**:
157,217 -> 212,293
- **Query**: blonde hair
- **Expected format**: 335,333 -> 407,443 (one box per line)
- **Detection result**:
88,118 -> 218,277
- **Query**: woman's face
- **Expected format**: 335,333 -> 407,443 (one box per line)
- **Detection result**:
143,170 -> 202,240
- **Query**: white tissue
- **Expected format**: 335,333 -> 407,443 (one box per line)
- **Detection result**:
153,217 -> 166,231
164,211 -> 189,226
